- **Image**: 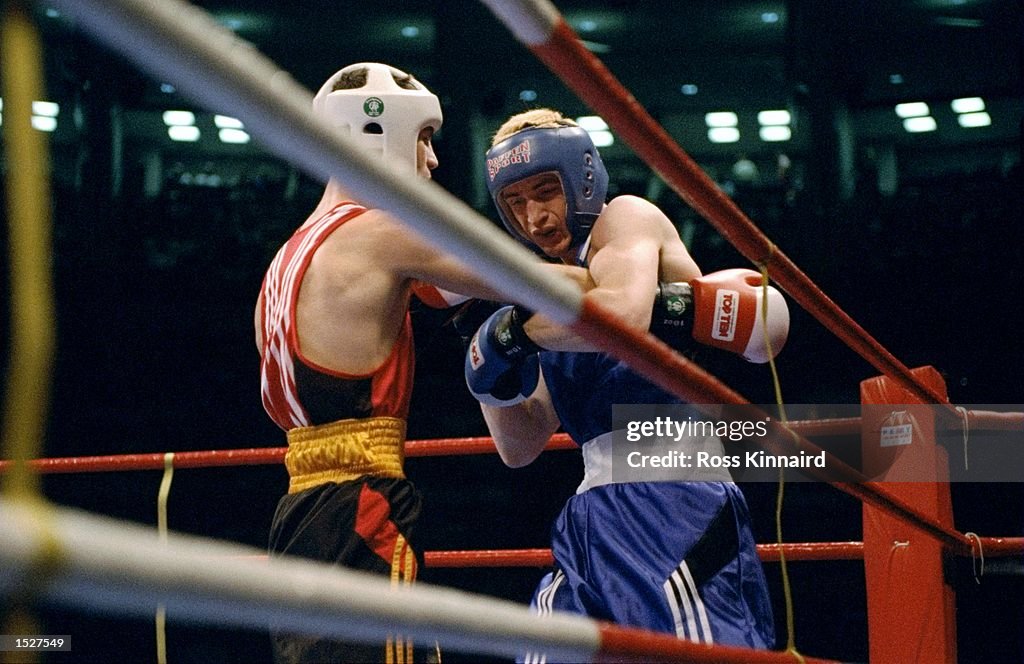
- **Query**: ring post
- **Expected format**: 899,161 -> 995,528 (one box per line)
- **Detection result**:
860,366 -> 956,663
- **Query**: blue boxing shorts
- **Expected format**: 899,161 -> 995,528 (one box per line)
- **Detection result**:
521,481 -> 774,663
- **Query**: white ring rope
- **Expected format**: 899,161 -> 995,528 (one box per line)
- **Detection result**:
0,498 -> 601,661
477,0 -> 559,45
41,0 -> 584,327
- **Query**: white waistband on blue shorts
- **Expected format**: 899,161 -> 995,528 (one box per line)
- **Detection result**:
577,430 -> 734,494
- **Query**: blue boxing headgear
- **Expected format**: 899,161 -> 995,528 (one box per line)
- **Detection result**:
485,125 -> 608,253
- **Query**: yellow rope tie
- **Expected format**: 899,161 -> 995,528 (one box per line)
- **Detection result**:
1,0 -> 56,500
156,453 -> 175,664
757,263 -> 785,408
756,263 -> 803,661
776,457 -> 804,663
1,5 -> 59,661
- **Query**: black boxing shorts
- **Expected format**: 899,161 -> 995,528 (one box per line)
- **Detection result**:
268,476 -> 430,664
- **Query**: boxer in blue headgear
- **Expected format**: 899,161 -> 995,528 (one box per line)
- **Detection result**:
485,119 -> 608,264
464,108 -> 780,661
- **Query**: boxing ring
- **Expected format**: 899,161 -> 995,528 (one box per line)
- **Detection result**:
2,0 -> 1022,661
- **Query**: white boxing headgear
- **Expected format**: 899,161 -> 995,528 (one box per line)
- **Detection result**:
312,62 -> 442,174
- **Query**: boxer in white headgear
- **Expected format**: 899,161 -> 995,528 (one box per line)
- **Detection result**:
312,62 -> 442,175
257,66 -> 588,664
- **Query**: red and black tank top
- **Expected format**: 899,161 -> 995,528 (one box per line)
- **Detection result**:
259,202 -> 414,431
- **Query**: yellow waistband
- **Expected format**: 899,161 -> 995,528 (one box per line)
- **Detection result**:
285,416 -> 406,494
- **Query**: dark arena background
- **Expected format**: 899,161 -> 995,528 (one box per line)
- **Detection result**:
0,0 -> 1022,662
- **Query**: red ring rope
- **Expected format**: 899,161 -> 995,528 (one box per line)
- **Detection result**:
3,407 -> 1017,474
422,543 -> 866,568
4,429 -> 1021,559
527,17 -> 954,415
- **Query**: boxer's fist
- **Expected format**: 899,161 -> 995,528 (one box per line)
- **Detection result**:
690,269 -> 789,363
651,269 -> 789,363
465,306 -> 541,406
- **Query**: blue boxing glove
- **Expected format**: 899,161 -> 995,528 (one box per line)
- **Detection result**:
465,305 -> 542,407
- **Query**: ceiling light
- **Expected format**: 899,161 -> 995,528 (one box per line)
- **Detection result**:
575,115 -> 608,131
168,125 -> 201,142
951,97 -> 985,114
957,112 -> 991,128
759,126 -> 791,142
761,12 -> 780,23
575,116 -> 613,146
518,90 -> 538,102
903,116 -> 937,133
400,25 -> 420,38
218,128 -> 251,144
32,101 -> 59,117
894,102 -> 929,118
705,111 -> 738,128
889,74 -> 904,85
708,127 -> 740,143
163,110 -> 196,126
757,109 -> 790,126
31,116 -> 57,132
680,84 -> 699,96
214,114 -> 244,129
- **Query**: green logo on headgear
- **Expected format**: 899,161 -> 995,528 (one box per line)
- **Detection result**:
364,97 -> 384,117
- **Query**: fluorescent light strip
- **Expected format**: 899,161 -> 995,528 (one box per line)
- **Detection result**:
214,114 -> 244,129
895,102 -> 929,118
757,110 -> 790,126
32,101 -> 59,117
705,111 -> 738,128
163,110 -> 196,126
218,127 -> 250,144
957,112 -> 991,128
31,116 -> 57,132
708,127 -> 740,143
759,126 -> 791,142
587,129 -> 614,147
903,116 -> 937,133
951,97 -> 985,114
168,125 -> 201,141
575,115 -> 608,131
